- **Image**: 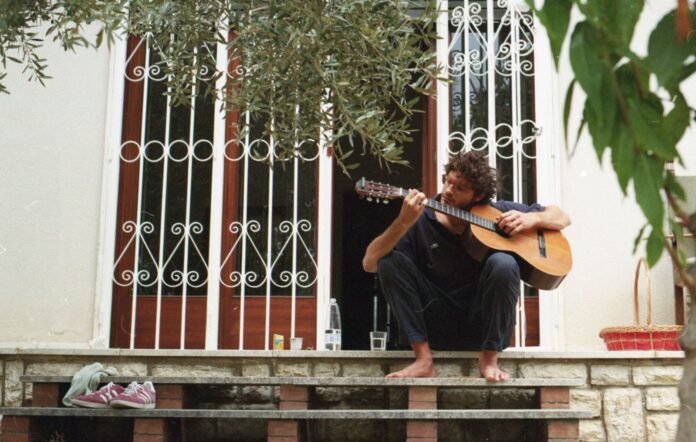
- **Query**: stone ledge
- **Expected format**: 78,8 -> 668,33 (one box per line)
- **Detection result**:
20,375 -> 585,387
0,407 -> 593,420
0,348 -> 685,360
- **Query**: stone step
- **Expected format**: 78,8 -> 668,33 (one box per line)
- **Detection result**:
0,406 -> 592,420
21,375 -> 584,388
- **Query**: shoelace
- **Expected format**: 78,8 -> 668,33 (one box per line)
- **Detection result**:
121,382 -> 140,396
97,383 -> 120,401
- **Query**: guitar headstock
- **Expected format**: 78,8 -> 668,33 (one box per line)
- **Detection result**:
355,178 -> 402,204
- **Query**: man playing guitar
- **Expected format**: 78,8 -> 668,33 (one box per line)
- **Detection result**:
362,151 -> 571,381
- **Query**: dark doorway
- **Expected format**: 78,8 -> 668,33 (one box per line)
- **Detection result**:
331,92 -> 427,350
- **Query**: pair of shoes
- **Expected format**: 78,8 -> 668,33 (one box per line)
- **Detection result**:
71,381 -> 156,409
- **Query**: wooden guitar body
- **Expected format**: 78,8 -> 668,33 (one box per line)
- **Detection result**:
463,205 -> 572,290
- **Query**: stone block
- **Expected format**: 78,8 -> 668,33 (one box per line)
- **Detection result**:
590,365 -> 630,386
275,362 -> 311,377
491,389 -> 536,409
313,362 -> 340,377
111,362 -> 148,377
603,388 -> 645,441
4,360 -> 24,406
342,386 -> 385,402
342,362 -> 384,377
579,419 -> 605,441
439,388 -> 488,409
241,386 -> 273,403
25,362 -> 84,376
647,413 -> 679,442
150,364 -> 232,377
633,366 -> 683,385
242,361 -> 271,377
518,363 -> 587,381
646,387 -> 680,411
436,363 -> 464,378
314,386 -> 342,403
571,389 -> 602,418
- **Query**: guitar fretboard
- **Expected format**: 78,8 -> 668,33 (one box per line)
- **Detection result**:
393,188 -> 497,232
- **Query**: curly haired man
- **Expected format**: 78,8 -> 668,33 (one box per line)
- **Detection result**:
362,151 -> 571,380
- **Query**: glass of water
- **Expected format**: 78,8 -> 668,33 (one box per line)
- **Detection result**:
370,331 -> 387,351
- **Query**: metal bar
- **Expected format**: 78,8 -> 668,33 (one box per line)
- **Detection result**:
436,0 -> 450,191
129,36 -> 152,350
239,109 -> 251,350
486,0 -> 496,170
204,27 -> 229,351
290,142 -> 299,338
264,133 -> 275,351
154,33 -> 176,350
180,47 -> 199,350
464,0 -> 472,147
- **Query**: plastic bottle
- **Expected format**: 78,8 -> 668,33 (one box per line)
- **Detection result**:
324,298 -> 342,351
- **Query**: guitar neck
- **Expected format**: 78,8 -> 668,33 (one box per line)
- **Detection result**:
392,187 -> 497,232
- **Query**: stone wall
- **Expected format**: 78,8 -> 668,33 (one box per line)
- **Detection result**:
0,349 -> 684,441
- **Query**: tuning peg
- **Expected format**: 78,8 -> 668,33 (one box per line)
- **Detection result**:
367,197 -> 373,202
383,199 -> 389,204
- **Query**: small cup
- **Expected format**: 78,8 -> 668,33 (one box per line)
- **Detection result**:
290,337 -> 303,350
369,331 -> 387,351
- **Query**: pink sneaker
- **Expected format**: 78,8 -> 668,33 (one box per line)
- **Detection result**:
110,381 -> 156,409
70,382 -> 125,408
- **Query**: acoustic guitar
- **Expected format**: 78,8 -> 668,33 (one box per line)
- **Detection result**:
355,178 -> 572,290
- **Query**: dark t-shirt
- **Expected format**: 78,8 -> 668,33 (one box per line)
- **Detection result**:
393,195 -> 544,294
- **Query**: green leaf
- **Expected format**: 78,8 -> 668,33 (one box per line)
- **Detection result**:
563,78 -> 575,148
663,92 -> 690,146
569,23 -> 606,105
626,96 -> 679,160
529,0 -> 572,68
610,123 -> 635,194
608,0 -> 644,47
646,227 -> 664,267
569,23 -> 616,150
634,153 -> 665,229
577,0 -> 644,48
646,9 -> 696,91
633,223 -> 647,255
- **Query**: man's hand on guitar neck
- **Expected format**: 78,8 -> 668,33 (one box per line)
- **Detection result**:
397,189 -> 428,230
496,205 -> 571,236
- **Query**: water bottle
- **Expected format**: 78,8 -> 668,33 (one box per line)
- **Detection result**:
324,298 -> 342,351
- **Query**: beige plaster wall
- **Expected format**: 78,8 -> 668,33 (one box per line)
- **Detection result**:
0,32 -> 110,346
559,0 -> 695,349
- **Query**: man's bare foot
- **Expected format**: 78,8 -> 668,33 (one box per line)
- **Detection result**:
478,350 -> 509,382
386,359 -> 436,378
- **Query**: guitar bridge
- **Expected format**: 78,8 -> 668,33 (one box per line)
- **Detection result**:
537,230 -> 547,258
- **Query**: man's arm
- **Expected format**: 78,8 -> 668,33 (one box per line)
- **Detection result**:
496,205 -> 571,236
362,189 -> 427,273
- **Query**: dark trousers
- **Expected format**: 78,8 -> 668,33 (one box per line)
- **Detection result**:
377,250 -> 521,352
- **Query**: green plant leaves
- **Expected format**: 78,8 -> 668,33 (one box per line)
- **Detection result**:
634,153 -> 665,230
527,0 -> 571,68
647,9 -> 696,92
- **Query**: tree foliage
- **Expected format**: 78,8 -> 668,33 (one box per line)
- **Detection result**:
530,0 -> 696,283
0,0 -> 439,173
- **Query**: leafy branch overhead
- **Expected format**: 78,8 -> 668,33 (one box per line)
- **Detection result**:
0,0 -> 439,173
530,0 -> 696,273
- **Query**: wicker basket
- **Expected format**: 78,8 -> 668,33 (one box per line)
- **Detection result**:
599,258 -> 683,351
